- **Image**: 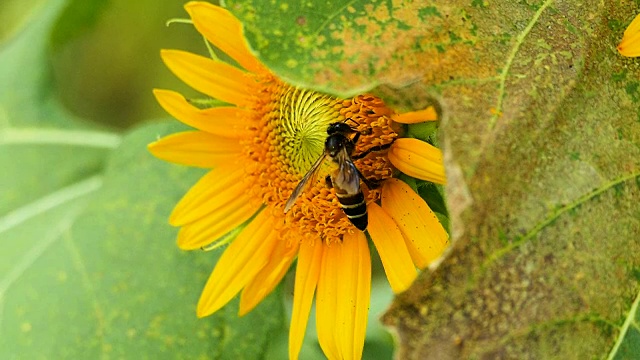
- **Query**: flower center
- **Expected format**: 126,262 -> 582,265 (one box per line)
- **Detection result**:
243,76 -> 399,241
274,87 -> 343,175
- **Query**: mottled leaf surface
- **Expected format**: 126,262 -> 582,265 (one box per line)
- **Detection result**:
384,1 -> 639,359
226,0 -> 476,97
227,0 -> 640,359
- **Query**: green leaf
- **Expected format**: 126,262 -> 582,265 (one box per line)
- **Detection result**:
1,122 -> 286,358
364,1 -> 640,359
417,183 -> 447,218
407,121 -> 439,145
225,0 -> 454,97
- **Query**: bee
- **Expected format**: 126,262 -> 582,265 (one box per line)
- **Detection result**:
284,120 -> 389,231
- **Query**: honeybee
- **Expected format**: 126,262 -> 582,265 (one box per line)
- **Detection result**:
284,121 -> 384,231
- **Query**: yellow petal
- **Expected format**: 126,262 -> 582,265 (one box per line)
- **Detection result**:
391,106 -> 438,124
335,231 -> 371,360
618,13 -> 640,57
289,239 -> 324,360
239,239 -> 300,316
170,165 -> 246,226
388,138 -> 446,184
153,89 -> 250,138
147,131 -> 241,168
316,242 -> 340,360
161,49 -> 254,107
382,178 -> 449,269
197,210 -> 278,317
367,203 -> 417,293
176,199 -> 260,250
185,2 -> 266,74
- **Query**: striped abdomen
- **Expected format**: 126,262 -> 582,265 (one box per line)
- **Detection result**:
335,190 -> 368,231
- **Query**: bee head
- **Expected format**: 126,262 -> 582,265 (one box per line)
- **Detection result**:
325,134 -> 347,157
327,122 -> 353,136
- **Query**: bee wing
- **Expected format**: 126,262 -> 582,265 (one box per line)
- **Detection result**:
284,152 -> 328,213
331,148 -> 361,195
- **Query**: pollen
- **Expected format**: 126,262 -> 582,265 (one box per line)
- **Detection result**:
240,76 -> 399,243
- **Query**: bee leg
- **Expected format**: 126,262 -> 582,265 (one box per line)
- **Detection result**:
325,175 -> 333,188
356,168 -> 382,189
351,138 -> 396,160
363,177 -> 382,190
351,130 -> 361,144
344,117 -> 359,128
344,116 -> 375,136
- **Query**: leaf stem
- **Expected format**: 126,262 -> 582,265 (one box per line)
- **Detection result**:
0,128 -> 122,149
606,287 -> 640,360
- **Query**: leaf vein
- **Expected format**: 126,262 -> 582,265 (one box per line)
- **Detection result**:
0,176 -> 103,235
0,206 -> 85,331
482,171 -> 640,270
311,0 -> 359,38
489,0 -> 554,129
486,312 -> 618,355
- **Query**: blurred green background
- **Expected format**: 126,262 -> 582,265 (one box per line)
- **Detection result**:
49,0 -> 201,129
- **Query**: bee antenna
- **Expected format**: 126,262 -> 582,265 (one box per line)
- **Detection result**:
344,117 -> 359,127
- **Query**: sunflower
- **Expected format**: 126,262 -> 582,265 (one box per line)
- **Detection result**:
618,12 -> 640,57
149,2 -> 449,359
